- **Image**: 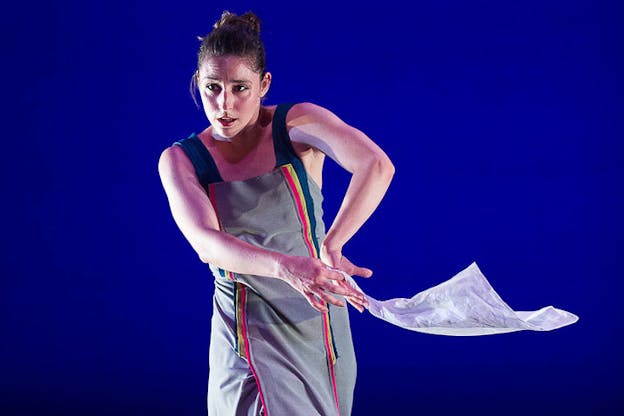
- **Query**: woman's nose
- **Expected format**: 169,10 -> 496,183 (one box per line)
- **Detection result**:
217,89 -> 233,111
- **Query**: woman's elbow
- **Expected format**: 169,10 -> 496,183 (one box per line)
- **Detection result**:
197,250 -> 214,265
371,154 -> 395,183
188,231 -> 221,265
196,240 -> 223,265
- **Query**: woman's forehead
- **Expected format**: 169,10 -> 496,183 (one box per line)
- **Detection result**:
199,55 -> 257,80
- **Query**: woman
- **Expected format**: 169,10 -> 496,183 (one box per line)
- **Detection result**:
158,11 -> 394,416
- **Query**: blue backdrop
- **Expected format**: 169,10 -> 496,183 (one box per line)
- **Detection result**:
3,0 -> 622,414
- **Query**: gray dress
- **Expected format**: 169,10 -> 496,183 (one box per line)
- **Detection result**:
174,103 -> 356,416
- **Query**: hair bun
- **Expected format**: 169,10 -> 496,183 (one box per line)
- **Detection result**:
214,10 -> 261,34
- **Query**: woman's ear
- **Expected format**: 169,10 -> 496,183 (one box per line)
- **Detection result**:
260,72 -> 272,98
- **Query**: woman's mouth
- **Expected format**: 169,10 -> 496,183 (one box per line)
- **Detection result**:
217,117 -> 236,127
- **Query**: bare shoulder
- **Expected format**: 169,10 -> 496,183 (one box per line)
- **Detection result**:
286,102 -> 344,128
158,145 -> 194,178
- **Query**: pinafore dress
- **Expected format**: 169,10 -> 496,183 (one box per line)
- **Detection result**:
174,103 -> 356,416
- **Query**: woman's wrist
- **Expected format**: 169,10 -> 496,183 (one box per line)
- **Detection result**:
274,252 -> 294,282
321,234 -> 343,254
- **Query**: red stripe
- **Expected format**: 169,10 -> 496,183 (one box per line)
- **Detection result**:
281,165 -> 341,414
323,313 -> 340,412
281,166 -> 318,257
239,285 -> 269,414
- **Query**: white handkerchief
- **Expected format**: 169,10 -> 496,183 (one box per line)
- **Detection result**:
343,262 -> 578,336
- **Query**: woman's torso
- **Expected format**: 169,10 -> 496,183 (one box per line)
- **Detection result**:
175,103 -> 329,283
174,103 -> 355,415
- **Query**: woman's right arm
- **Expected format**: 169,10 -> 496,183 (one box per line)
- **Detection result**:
158,145 -> 366,312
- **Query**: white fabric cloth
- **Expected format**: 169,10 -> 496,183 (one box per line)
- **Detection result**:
343,262 -> 578,336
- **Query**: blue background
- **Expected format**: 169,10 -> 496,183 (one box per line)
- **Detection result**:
3,0 -> 622,414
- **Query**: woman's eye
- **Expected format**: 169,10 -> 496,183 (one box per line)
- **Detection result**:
206,84 -> 220,91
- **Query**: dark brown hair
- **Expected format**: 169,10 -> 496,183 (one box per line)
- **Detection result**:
189,11 -> 267,107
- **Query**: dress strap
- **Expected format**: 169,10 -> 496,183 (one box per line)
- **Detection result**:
272,103 -> 298,167
173,133 -> 223,193
271,102 -> 322,258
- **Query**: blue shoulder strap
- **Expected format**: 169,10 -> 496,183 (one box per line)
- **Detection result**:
271,103 -> 321,255
173,133 -> 223,192
272,103 -> 298,167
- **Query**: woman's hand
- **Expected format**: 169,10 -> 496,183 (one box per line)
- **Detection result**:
320,245 -> 372,313
278,255 -> 367,313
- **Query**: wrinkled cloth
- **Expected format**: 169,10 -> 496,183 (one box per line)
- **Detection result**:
343,262 -> 578,336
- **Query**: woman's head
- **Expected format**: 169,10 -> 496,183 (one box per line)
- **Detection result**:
196,11 -> 266,77
191,11 -> 272,139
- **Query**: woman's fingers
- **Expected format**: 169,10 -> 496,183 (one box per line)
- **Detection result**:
305,280 -> 368,313
321,249 -> 373,279
345,296 -> 365,313
317,290 -> 346,308
342,256 -> 373,278
287,255 -> 369,313
323,267 -> 347,282
352,265 -> 373,278
321,280 -> 367,312
304,292 -> 327,312
325,282 -> 365,305
333,275 -> 367,299
304,289 -> 345,311
321,268 -> 360,295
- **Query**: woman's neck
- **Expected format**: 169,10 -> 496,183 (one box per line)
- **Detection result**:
210,106 -> 272,163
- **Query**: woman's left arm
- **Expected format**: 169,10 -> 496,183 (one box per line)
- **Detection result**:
287,102 -> 395,281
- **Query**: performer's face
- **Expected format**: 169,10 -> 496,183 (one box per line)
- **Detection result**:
198,55 -> 271,140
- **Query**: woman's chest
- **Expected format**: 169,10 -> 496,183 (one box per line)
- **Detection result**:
214,136 -> 276,181
210,133 -> 324,187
